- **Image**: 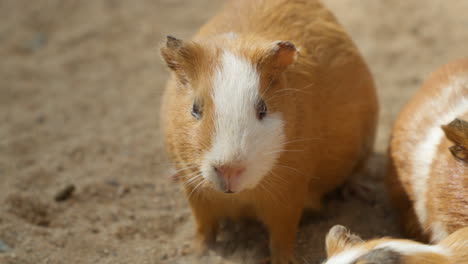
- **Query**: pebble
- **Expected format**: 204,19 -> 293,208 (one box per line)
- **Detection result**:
118,186 -> 130,197
105,179 -> 120,187
26,33 -> 47,52
36,115 -> 46,124
0,239 -> 11,253
160,253 -> 168,260
54,184 -> 76,202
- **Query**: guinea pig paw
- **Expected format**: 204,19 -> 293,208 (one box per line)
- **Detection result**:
192,233 -> 217,257
190,240 -> 210,257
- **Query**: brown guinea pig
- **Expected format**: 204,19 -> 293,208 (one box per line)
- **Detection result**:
323,225 -> 468,264
387,59 -> 468,243
159,0 -> 378,262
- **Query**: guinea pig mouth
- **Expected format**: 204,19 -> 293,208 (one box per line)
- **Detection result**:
216,175 -> 242,194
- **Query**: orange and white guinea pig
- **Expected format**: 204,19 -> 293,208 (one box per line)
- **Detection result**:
387,59 -> 468,243
324,225 -> 468,264
160,0 -> 378,262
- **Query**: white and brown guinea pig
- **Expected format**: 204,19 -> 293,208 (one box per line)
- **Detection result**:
387,59 -> 468,244
324,225 -> 468,264
160,0 -> 378,262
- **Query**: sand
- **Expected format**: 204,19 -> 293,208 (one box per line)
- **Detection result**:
1,0 -> 468,263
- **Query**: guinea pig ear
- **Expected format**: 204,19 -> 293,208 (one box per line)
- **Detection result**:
259,41 -> 298,76
160,35 -> 203,84
441,118 -> 468,163
326,225 -> 363,257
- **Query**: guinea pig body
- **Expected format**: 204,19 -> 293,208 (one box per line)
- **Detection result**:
387,59 -> 468,243
324,225 -> 468,264
160,0 -> 378,262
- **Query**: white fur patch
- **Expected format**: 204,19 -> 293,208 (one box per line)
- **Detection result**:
409,77 -> 468,240
324,248 -> 365,264
201,50 -> 285,192
411,125 -> 443,224
430,221 -> 450,243
376,241 -> 448,256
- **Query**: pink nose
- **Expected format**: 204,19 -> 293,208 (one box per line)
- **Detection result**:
214,165 -> 246,193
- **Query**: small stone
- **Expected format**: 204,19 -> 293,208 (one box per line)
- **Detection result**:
0,239 -> 12,253
56,165 -> 65,172
118,186 -> 130,197
54,184 -> 75,202
160,254 -> 168,260
105,179 -> 120,187
26,33 -> 47,52
36,115 -> 46,124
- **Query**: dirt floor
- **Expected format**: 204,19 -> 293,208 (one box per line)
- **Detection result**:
1,0 -> 468,263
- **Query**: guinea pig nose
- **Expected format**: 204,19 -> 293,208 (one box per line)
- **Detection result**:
214,165 -> 245,180
214,165 -> 246,192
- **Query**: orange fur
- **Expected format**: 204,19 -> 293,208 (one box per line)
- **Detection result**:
439,227 -> 468,262
387,59 -> 468,242
160,0 -> 378,262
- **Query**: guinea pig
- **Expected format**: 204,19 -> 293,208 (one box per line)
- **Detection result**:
387,59 -> 468,243
159,0 -> 378,262
323,225 -> 468,264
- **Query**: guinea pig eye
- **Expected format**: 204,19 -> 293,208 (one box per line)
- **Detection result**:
255,99 -> 267,120
191,102 -> 202,120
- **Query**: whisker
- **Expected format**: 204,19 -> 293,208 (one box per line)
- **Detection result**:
259,78 -> 276,99
179,169 -> 202,178
258,181 -> 278,205
182,174 -> 204,187
279,138 -> 323,146
269,171 -> 289,185
272,88 -> 314,96
187,179 -> 205,200
266,90 -> 312,102
153,161 -> 197,166
264,149 -> 304,155
172,165 -> 199,174
181,170 -> 204,181
275,164 -> 307,177
263,179 -> 289,208
264,84 -> 316,102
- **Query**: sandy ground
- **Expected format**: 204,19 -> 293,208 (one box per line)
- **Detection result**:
1,0 -> 468,263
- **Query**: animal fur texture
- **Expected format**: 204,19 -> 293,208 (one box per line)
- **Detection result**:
387,58 -> 468,243
324,225 -> 468,264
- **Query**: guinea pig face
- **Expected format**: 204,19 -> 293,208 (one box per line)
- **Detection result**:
201,49 -> 286,193
161,36 -> 297,193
